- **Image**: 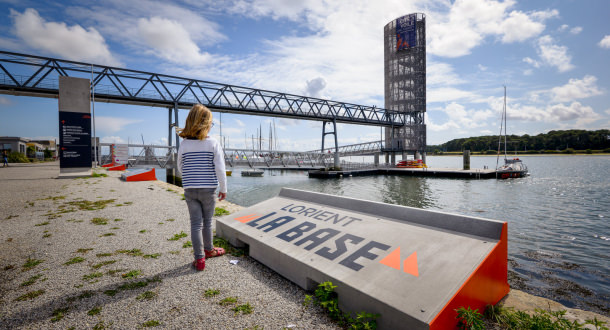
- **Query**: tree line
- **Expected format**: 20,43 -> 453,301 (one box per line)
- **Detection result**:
426,129 -> 610,154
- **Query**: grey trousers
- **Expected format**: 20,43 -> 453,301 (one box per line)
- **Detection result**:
184,188 -> 216,260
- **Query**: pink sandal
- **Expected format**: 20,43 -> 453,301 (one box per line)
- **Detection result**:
192,258 -> 205,271
205,247 -> 226,258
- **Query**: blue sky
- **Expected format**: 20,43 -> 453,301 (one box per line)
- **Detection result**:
0,0 -> 608,149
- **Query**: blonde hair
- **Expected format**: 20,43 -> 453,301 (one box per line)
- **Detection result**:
177,104 -> 213,140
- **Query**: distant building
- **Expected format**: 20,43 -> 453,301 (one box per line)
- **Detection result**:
0,136 -> 29,155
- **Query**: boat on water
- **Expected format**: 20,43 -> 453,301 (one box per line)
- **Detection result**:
241,169 -> 264,177
496,86 -> 528,179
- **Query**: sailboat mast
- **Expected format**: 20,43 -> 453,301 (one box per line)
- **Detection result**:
503,86 -> 507,160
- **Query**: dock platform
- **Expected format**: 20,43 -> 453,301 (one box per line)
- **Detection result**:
308,167 -> 497,179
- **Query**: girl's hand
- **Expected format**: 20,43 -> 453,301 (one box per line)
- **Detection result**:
218,192 -> 226,201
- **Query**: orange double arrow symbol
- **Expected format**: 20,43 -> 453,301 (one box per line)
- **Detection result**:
379,247 -> 419,277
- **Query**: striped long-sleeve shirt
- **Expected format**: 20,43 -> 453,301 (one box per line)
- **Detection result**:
177,137 -> 227,193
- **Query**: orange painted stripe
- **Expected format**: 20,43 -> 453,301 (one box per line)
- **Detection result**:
234,214 -> 260,223
403,251 -> 419,277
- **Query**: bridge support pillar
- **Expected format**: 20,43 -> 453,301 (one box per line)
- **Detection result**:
374,153 -> 379,167
390,152 -> 396,164
321,119 -> 340,169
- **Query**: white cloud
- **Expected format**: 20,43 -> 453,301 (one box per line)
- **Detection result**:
523,57 -> 540,68
550,75 -> 603,103
96,116 -> 144,134
10,8 -> 120,66
427,62 -> 465,86
536,35 -> 574,72
509,101 -> 600,125
599,35 -> 610,49
428,102 -> 494,133
428,87 -> 477,103
570,26 -> 582,35
137,17 -> 212,66
605,109 -> 610,115
427,0 -> 555,57
100,136 -> 127,143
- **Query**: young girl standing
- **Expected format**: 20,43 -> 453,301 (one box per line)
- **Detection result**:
177,104 -> 227,271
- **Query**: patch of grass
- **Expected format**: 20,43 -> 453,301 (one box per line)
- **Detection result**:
111,227 -> 120,230
166,218 -> 175,222
66,199 -> 116,211
139,229 -> 147,233
51,307 -> 69,322
103,289 -> 118,296
100,233 -> 116,237
214,207 -> 230,216
124,201 -> 133,205
143,253 -> 161,259
122,270 -> 141,279
43,233 -> 52,238
232,303 -> 254,315
219,297 -> 238,306
141,320 -> 161,327
35,221 -> 50,226
168,231 -> 187,241
40,195 -> 66,201
456,306 -> 484,330
114,218 -> 123,222
182,241 -> 192,248
4,264 -> 15,270
92,260 -> 117,269
158,222 -> 164,225
21,274 -> 43,286
76,248 -> 94,254
66,219 -> 84,223
88,306 -> 102,316
92,320 -> 111,330
107,269 -> 127,276
77,290 -> 96,299
82,272 -> 104,281
136,291 -> 157,300
91,217 -> 109,225
118,281 -> 148,290
96,252 -> 113,257
204,289 -> 220,298
482,304 -> 609,330
91,172 -> 107,178
168,250 -> 181,255
213,236 -> 247,257
23,258 -> 44,271
116,249 -> 143,257
65,257 -> 86,265
15,289 -> 45,301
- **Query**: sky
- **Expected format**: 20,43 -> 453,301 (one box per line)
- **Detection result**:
0,0 -> 609,151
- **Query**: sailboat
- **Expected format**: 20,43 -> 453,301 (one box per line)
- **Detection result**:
496,86 -> 528,179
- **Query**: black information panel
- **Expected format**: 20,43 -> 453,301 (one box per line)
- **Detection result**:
59,111 -> 92,168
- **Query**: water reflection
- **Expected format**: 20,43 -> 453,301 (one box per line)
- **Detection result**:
380,176 -> 436,209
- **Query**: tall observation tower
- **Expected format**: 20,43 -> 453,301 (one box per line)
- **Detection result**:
383,13 -> 426,163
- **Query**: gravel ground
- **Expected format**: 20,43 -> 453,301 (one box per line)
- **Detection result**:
0,162 -> 339,329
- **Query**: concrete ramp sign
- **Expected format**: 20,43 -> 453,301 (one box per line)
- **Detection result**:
216,188 -> 509,329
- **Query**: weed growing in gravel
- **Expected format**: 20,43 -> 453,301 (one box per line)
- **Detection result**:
103,289 -> 118,296
15,290 -> 45,301
4,264 -> 15,270
122,270 -> 141,279
114,218 -> 123,222
116,249 -> 143,256
66,199 -> 116,211
141,320 -> 161,327
51,307 -> 69,322
76,248 -> 94,254
43,233 -> 52,238
204,289 -> 220,297
21,274 -> 44,286
182,241 -> 192,248
91,172 -> 107,178
77,290 -> 96,299
168,231 -> 187,241
35,221 -> 50,226
100,233 -> 116,237
143,253 -> 161,259
82,272 -> 104,281
168,250 -> 180,255
91,217 -> 109,225
5,215 -> 19,220
139,229 -> 147,233
107,269 -> 127,276
23,258 -> 44,271
66,219 -> 84,223
92,320 -> 111,329
166,218 -> 175,222
308,281 -> 379,329
214,207 -> 230,216
219,297 -> 238,306
92,260 -> 116,269
96,253 -> 113,257
110,227 -> 120,230
88,306 -> 102,316
232,303 -> 254,315
65,257 -> 85,265
158,222 -> 164,225
136,291 -> 157,300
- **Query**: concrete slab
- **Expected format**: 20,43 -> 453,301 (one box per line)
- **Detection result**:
56,167 -> 91,179
217,188 -> 509,329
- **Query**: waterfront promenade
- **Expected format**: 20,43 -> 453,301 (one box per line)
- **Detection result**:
1,163 -> 607,328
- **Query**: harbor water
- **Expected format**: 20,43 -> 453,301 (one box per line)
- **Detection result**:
149,155 -> 610,315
